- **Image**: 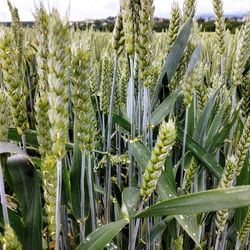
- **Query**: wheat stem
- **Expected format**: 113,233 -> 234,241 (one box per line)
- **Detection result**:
181,107 -> 189,186
105,50 -> 118,223
21,133 -> 26,153
80,151 -> 86,241
0,161 -> 9,225
87,154 -> 96,231
55,157 -> 62,250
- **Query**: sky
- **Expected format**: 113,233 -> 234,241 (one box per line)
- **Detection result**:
0,0 -> 249,22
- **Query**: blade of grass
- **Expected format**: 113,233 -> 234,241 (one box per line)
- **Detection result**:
135,186 -> 250,218
76,219 -> 129,250
7,155 -> 42,250
7,128 -> 74,150
151,16 -> 193,109
177,126 -> 223,179
151,86 -> 182,126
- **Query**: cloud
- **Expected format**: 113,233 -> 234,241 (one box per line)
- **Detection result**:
155,0 -> 250,17
0,0 -> 249,21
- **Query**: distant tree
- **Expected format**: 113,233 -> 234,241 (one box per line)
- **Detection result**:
94,20 -> 102,30
225,19 -> 243,34
197,18 -> 205,26
105,23 -> 114,32
202,20 -> 216,32
154,19 -> 169,32
69,15 -> 244,33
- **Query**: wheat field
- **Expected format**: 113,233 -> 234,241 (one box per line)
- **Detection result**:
0,0 -> 249,249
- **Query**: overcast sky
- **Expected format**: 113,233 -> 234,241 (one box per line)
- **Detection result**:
0,0 -> 249,21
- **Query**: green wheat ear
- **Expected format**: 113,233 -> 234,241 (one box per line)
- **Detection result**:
7,0 -> 23,70
235,115 -> 250,177
71,47 -> 96,153
48,9 -> 69,159
242,71 -> 250,118
0,90 -> 8,142
118,56 -> 130,108
174,234 -> 183,250
139,0 -> 154,88
98,154 -> 130,169
0,224 -> 21,250
42,153 -> 57,236
232,12 -> 250,87
112,12 -> 124,51
166,1 -> 180,57
184,156 -> 198,192
183,0 -> 196,22
0,31 -> 28,134
123,0 -> 135,55
88,52 -> 99,96
100,54 -> 112,114
215,156 -> 237,235
195,63 -> 208,115
140,119 -> 176,202
212,0 -> 226,56
34,4 -> 51,159
182,71 -> 195,108
238,206 -> 250,246
46,9 -> 69,243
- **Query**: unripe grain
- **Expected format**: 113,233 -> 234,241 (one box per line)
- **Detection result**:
140,120 -> 176,202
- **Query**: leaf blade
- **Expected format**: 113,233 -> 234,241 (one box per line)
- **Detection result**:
7,155 -> 42,250
177,126 -> 223,178
151,17 -> 193,108
151,87 -> 181,126
135,186 -> 250,218
76,219 -> 129,250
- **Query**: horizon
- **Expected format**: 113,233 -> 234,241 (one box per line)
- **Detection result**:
0,0 -> 249,22
0,12 -> 248,23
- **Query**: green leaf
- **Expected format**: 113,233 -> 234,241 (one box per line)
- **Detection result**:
165,156 -> 176,194
76,219 -> 129,250
177,127 -> 223,178
151,86 -> 182,126
135,186 -> 250,218
156,172 -> 199,246
62,161 -> 71,203
70,132 -> 82,220
156,172 -> 176,199
0,142 -> 30,159
193,241 -> 207,250
7,128 -> 73,150
136,217 -> 173,249
121,187 -> 141,219
6,155 -> 42,250
151,16 -> 193,108
94,184 -> 105,195
130,139 -> 150,172
188,98 -> 195,137
204,91 -> 232,150
113,113 -> 131,133
8,128 -> 39,147
177,214 -> 200,246
209,102 -> 241,153
193,89 -> 219,144
186,43 -> 202,76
